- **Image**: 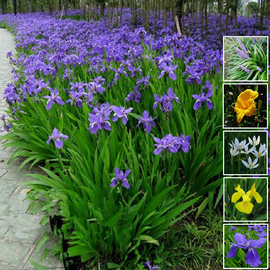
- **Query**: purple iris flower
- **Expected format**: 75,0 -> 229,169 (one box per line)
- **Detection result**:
43,88 -> 65,110
153,134 -> 190,155
158,63 -> 178,80
256,231 -> 267,238
256,66 -> 262,72
6,51 -> 13,58
268,94 -> 270,105
111,106 -> 133,125
88,112 -> 111,134
125,89 -> 142,103
1,123 -> 11,132
136,110 -> 156,133
143,261 -> 159,270
110,167 -> 131,189
136,75 -> 150,88
153,88 -> 180,113
227,232 -> 266,267
239,65 -> 251,74
192,82 -> 213,110
46,128 -> 68,149
230,226 -> 237,231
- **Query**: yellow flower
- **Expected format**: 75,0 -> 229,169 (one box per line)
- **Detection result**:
233,89 -> 258,123
248,50 -> 251,53
246,183 -> 262,203
231,183 -> 262,214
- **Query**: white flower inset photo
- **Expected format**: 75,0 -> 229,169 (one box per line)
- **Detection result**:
223,131 -> 268,175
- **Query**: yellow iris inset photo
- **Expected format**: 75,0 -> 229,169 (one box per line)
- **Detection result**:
224,178 -> 268,222
231,183 -> 262,214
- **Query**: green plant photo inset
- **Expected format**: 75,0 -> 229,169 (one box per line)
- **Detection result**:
223,131 -> 268,175
223,84 -> 268,128
224,178 -> 268,221
224,36 -> 268,81
224,224 -> 268,269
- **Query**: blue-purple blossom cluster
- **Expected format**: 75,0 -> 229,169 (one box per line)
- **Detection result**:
153,134 -> 191,155
153,88 -> 180,114
88,103 -> 133,134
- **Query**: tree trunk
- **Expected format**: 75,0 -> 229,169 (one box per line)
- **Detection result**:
175,0 -> 184,34
225,0 -> 230,31
145,0 -> 149,31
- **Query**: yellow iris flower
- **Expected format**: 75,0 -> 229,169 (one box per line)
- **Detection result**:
231,183 -> 262,214
233,89 -> 258,123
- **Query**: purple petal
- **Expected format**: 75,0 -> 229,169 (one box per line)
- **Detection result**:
104,122 -> 112,131
245,248 -> 262,267
61,135 -> 68,141
192,94 -> 201,99
46,138 -> 51,145
226,245 -> 237,258
249,238 -> 266,248
122,116 -> 128,125
115,167 -> 120,176
145,124 -> 151,133
142,110 -> 149,118
169,72 -> 177,80
154,147 -> 163,155
54,139 -> 63,149
193,100 -> 201,110
123,169 -> 131,178
110,178 -> 118,187
206,88 -> 213,98
234,233 -> 247,246
46,100 -> 53,110
206,99 -> 213,109
122,179 -> 130,189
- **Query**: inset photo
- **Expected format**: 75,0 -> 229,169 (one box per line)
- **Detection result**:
223,224 -> 268,269
223,84 -> 268,128
224,177 -> 268,222
223,130 -> 267,176
223,36 -> 268,81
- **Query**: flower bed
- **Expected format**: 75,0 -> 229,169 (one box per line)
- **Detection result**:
0,10 -> 226,269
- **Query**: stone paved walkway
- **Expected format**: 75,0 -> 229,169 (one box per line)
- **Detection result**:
0,29 -> 64,270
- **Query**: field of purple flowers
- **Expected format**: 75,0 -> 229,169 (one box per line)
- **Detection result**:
0,9 -> 269,269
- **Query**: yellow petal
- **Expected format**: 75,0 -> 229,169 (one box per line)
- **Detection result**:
236,111 -> 245,123
245,101 -> 256,116
253,191 -> 262,203
232,192 -> 242,203
249,183 -> 256,197
239,89 -> 258,101
236,201 -> 254,214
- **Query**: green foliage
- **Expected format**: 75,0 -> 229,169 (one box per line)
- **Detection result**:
1,16 -> 224,268
224,37 -> 268,81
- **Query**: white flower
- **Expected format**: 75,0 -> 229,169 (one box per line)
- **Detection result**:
248,136 -> 260,147
241,146 -> 255,154
232,138 -> 249,151
241,156 -> 259,169
252,143 -> 267,158
230,148 -> 239,156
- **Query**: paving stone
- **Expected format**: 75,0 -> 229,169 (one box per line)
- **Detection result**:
0,241 -> 32,268
0,180 -> 18,204
4,215 -> 43,244
0,28 -> 63,269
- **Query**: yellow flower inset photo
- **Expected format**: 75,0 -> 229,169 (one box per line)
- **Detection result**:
223,84 -> 268,129
224,178 -> 268,222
